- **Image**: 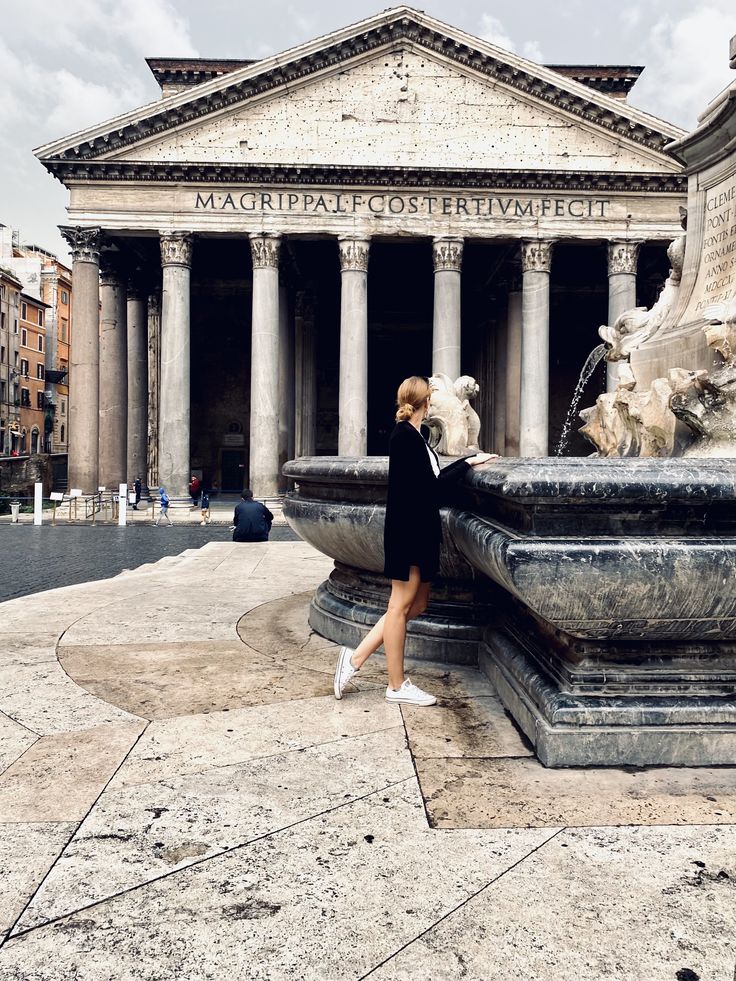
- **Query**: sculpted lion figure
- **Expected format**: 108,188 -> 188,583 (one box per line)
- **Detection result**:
425,373 -> 481,456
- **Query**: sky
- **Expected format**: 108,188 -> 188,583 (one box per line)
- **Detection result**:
0,0 -> 734,259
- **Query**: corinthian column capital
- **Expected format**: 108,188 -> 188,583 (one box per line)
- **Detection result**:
338,238 -> 370,272
608,241 -> 641,276
250,233 -> 281,269
432,237 -> 464,272
521,239 -> 554,274
59,225 -> 103,264
159,231 -> 193,268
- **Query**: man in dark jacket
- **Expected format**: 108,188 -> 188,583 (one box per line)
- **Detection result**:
232,489 -> 273,542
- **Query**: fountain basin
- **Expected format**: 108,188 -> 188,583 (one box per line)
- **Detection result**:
284,456 -> 736,766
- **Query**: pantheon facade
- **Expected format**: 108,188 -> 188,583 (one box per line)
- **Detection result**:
36,6 -> 686,501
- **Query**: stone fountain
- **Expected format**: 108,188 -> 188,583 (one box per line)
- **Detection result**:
284,45 -> 736,768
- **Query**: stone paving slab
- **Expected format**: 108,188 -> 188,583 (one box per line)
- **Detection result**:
2,782 -> 555,981
0,823 -> 77,943
0,539 -> 735,980
417,755 -> 736,828
368,825 -> 736,981
0,717 -> 36,780
0,723 -> 145,823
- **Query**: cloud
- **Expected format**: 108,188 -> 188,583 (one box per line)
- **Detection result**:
0,0 -> 198,254
478,13 -> 516,53
522,40 -> 544,63
478,12 -> 543,63
629,2 -> 734,129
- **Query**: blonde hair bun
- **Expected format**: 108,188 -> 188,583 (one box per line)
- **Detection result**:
395,376 -> 431,422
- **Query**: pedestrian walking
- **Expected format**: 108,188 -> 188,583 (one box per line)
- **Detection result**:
155,487 -> 173,526
200,489 -> 211,525
188,474 -> 201,506
232,489 -> 273,542
133,476 -> 142,510
334,376 -> 496,706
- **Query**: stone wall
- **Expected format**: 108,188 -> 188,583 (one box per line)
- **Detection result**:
0,454 -> 54,499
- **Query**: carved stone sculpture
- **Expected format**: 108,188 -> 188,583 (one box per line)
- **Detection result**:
426,373 -> 481,456
580,369 -> 698,458
599,232 -> 686,363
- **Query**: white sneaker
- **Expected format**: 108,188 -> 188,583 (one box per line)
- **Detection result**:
385,678 -> 437,706
334,646 -> 357,700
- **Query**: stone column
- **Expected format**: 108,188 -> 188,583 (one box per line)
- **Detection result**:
432,237 -> 464,379
249,233 -> 281,498
146,289 -> 161,494
505,285 -> 523,456
59,226 -> 102,493
278,278 -> 295,489
126,279 -> 147,488
607,241 -> 640,392
158,232 -> 193,503
520,240 -> 554,457
338,238 -> 370,456
493,318 -> 508,456
295,291 -> 316,457
98,254 -> 128,488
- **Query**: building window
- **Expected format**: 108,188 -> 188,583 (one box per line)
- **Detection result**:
1,381 -> 5,402
60,399 -> 66,415
1,345 -> 4,363
60,424 -> 65,443
61,290 -> 68,305
21,388 -> 30,407
21,301 -> 27,320
37,335 -> 43,352
20,358 -> 29,377
1,311 -> 4,330
37,391 -> 44,410
21,328 -> 27,346
31,428 -> 39,454
37,309 -> 44,327
13,318 -> 18,333
20,429 -> 26,453
61,317 -> 68,343
36,363 -> 44,380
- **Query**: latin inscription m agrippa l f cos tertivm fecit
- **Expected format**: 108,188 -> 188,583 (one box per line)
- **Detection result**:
192,189 -> 611,219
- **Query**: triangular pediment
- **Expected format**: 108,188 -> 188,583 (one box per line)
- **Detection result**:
36,6 -> 685,179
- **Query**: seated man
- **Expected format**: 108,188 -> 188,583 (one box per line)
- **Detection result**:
232,489 -> 273,543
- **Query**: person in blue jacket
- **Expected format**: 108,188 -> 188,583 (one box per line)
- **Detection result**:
232,489 -> 273,542
333,375 -> 495,707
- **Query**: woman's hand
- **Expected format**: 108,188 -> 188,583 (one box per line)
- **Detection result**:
466,452 -> 500,466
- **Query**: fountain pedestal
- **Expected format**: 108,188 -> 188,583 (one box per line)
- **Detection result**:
284,456 -> 736,768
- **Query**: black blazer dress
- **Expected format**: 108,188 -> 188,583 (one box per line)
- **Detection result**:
382,420 -> 471,582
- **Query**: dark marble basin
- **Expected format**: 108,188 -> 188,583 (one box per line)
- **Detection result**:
283,456 -> 736,766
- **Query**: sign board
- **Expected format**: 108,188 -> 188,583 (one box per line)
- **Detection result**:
69,488 -> 82,498
50,492 -> 64,501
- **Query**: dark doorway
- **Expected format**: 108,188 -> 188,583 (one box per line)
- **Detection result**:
221,450 -> 246,492
367,240 -> 433,454
550,243 -> 608,455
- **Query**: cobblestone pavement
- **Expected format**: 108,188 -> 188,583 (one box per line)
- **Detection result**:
0,525 -> 299,602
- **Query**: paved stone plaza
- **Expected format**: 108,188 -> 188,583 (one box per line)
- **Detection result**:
0,539 -> 734,980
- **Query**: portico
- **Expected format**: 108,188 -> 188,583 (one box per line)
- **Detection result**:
43,7 -> 686,495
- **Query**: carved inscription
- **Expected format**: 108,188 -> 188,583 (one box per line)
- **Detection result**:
690,175 -> 736,319
193,189 -> 610,220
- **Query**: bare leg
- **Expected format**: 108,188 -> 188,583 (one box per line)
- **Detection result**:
366,568 -> 420,689
352,580 -> 431,670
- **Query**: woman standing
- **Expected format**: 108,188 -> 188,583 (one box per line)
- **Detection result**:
333,376 -> 495,706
